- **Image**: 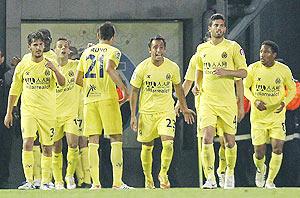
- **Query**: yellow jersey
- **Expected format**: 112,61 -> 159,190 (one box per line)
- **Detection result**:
244,61 -> 296,124
10,58 -> 57,118
56,60 -> 80,118
130,57 -> 181,114
184,55 -> 201,110
195,39 -> 247,107
77,43 -> 121,104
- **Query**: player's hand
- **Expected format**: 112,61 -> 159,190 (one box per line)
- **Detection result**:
174,102 -> 180,117
237,107 -> 245,123
119,88 -> 130,105
275,102 -> 285,113
254,100 -> 267,111
213,68 -> 229,77
130,115 -> 138,132
181,108 -> 196,124
4,113 -> 13,128
192,85 -> 200,96
45,58 -> 57,71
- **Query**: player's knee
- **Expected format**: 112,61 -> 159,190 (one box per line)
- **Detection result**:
272,147 -> 283,155
110,134 -> 122,142
225,141 -> 235,148
23,138 -> 34,151
68,142 -> 78,148
254,150 -> 265,159
42,145 -> 52,157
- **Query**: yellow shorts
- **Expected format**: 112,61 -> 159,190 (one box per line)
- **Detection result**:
199,104 -> 237,135
54,116 -> 80,142
83,99 -> 122,137
21,116 -> 55,146
137,112 -> 176,143
251,122 -> 286,145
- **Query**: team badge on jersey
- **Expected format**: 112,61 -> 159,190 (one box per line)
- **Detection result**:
68,70 -> 74,77
45,69 -> 50,76
115,52 -> 121,60
221,52 -> 227,58
166,73 -> 171,80
275,78 -> 281,84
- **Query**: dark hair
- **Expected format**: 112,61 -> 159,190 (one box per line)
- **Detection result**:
208,13 -> 225,26
203,31 -> 211,42
148,35 -> 166,48
262,40 -> 279,55
55,37 -> 70,47
27,31 -> 44,45
38,28 -> 52,42
97,22 -> 115,41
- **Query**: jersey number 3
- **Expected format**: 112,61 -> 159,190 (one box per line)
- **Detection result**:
84,54 -> 104,78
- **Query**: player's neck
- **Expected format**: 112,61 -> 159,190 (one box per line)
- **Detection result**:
100,40 -> 112,45
31,55 -> 43,63
263,61 -> 275,67
210,37 -> 224,45
151,59 -> 164,67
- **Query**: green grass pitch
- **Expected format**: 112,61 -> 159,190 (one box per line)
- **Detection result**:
1,188 -> 300,198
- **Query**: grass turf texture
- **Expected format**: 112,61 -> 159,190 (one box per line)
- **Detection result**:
1,188 -> 300,198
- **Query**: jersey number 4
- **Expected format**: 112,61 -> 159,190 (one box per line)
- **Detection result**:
84,54 -> 104,78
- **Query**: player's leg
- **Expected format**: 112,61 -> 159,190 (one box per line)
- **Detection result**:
102,99 -> 132,189
217,135 -> 226,188
52,121 -> 64,189
18,116 -> 37,190
251,125 -> 268,188
219,105 -> 238,189
64,118 -> 80,189
157,112 -> 176,189
137,113 -> 158,189
32,139 -> 41,188
84,102 -> 102,189
52,139 -> 64,189
266,124 -> 285,189
79,136 -> 91,187
39,119 -> 55,190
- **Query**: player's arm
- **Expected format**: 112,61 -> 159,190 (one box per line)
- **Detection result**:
175,79 -> 193,116
4,63 -> 23,128
75,70 -> 83,87
106,59 -> 129,102
235,79 -> 245,122
243,67 -> 266,111
45,58 -> 65,86
4,95 -> 18,128
193,69 -> 203,96
130,85 -> 140,132
276,68 -> 296,113
174,83 -> 195,124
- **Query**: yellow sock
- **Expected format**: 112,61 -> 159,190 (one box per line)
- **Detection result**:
267,152 -> 283,183
66,147 -> 79,177
201,143 -> 215,180
217,146 -> 226,174
159,140 -> 174,177
111,142 -> 123,187
22,150 -> 34,183
41,155 -> 52,184
253,154 -> 266,173
88,143 -> 100,185
81,147 -> 91,184
32,146 -> 41,181
225,144 -> 237,176
141,144 -> 154,179
75,152 -> 84,186
52,152 -> 63,184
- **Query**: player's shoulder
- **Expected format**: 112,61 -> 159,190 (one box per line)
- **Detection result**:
248,61 -> 260,70
275,61 -> 291,72
164,57 -> 179,69
196,41 -> 210,52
